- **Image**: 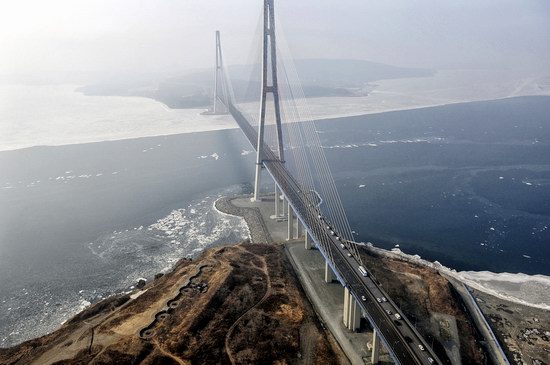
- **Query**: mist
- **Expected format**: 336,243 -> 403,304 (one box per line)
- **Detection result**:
1,0 -> 549,83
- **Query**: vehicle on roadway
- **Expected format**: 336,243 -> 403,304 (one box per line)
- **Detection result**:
428,357 -> 435,363
418,344 -> 425,351
381,297 -> 387,302
330,230 -> 335,236
361,295 -> 367,302
347,252 -> 352,257
376,297 -> 382,303
340,243 -> 345,249
385,309 -> 392,315
394,313 -> 402,320
358,266 -> 368,277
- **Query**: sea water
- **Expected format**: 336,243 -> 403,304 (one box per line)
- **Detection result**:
1,85 -> 549,346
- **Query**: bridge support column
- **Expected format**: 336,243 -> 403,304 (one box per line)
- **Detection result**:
295,218 -> 303,239
287,203 -> 293,241
343,288 -> 361,331
274,185 -> 280,217
347,295 -> 360,331
371,328 -> 380,364
253,164 -> 262,202
282,195 -> 287,217
343,287 -> 350,328
304,232 -> 311,250
324,261 -> 334,283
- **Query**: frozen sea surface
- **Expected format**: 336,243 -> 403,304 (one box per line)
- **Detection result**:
1,70 -> 549,152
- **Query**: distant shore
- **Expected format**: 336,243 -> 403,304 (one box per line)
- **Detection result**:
2,71 -> 549,152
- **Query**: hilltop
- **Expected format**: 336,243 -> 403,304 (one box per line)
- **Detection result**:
77,58 -> 434,108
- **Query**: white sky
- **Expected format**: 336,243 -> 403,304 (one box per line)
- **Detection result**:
1,0 -> 549,81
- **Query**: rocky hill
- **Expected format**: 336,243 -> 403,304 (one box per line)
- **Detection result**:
0,243 -> 346,365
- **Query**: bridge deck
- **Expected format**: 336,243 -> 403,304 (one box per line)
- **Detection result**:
228,103 -> 441,365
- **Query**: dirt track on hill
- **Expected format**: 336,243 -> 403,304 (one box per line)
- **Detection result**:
0,243 -> 346,365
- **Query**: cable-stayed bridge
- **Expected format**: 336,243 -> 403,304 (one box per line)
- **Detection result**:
210,1 -> 442,364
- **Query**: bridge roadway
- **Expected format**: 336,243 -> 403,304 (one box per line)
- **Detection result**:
228,103 -> 440,365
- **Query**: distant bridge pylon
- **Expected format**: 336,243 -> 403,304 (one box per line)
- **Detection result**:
210,30 -> 229,115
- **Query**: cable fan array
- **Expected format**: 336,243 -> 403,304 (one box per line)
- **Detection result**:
215,14 -> 364,268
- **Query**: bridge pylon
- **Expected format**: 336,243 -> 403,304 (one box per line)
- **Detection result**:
253,0 -> 284,201
211,30 -> 229,115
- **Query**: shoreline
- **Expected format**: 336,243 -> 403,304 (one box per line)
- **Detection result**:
214,194 -> 550,311
3,93 -> 550,153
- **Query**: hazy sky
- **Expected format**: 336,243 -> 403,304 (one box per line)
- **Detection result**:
1,0 -> 549,81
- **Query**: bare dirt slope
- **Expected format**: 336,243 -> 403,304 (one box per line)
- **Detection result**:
359,247 -> 489,365
0,243 -> 346,365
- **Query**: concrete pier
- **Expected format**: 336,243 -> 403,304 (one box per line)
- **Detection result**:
304,232 -> 311,250
324,261 -> 334,283
343,287 -> 350,328
372,328 -> 380,364
343,288 -> 360,331
296,218 -> 303,239
348,295 -> 361,331
287,203 -> 294,241
274,186 -> 280,217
